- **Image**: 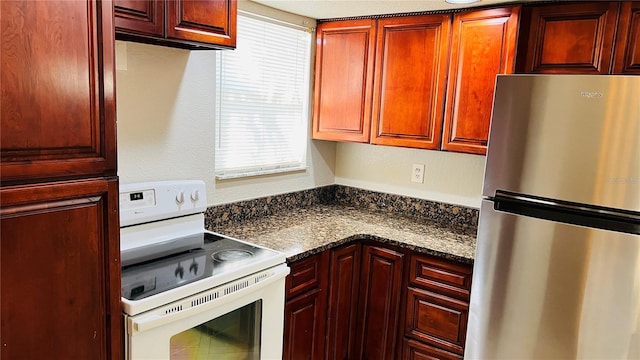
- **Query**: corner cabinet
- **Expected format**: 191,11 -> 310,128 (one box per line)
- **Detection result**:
115,0 -> 237,49
516,1 -> 640,75
0,1 -> 121,359
441,7 -> 520,155
283,241 -> 473,359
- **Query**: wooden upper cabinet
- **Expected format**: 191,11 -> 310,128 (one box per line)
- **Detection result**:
371,15 -> 451,149
0,179 -> 121,360
518,2 -> 619,74
114,0 -> 165,36
613,1 -> 640,74
0,0 -> 116,185
312,20 -> 376,143
442,7 -> 520,155
167,0 -> 236,47
115,0 -> 237,49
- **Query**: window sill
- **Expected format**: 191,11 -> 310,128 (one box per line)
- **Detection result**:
215,166 -> 307,180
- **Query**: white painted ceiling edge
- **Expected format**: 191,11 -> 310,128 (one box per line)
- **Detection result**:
250,0 -> 541,20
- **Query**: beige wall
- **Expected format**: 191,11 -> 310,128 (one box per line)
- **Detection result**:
116,36 -> 485,209
335,142 -> 485,208
116,41 -> 335,206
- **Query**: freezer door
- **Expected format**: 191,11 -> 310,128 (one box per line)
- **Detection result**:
466,200 -> 640,359
483,74 -> 640,212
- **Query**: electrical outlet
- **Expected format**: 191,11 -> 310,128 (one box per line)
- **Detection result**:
411,164 -> 425,183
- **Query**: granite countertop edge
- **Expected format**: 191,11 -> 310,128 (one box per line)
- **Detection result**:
284,233 -> 476,265
209,204 -> 477,266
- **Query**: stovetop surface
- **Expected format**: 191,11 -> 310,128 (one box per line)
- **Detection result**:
121,232 -> 280,301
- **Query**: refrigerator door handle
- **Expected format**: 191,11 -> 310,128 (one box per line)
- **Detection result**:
493,191 -> 640,235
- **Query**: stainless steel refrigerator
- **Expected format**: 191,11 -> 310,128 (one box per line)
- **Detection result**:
465,74 -> 640,359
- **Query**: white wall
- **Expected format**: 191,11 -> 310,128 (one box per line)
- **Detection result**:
334,142 -> 486,208
116,41 -> 336,206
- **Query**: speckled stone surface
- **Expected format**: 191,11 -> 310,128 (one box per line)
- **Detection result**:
205,186 -> 478,264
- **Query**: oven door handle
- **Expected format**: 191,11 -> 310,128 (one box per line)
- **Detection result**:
129,265 -> 290,334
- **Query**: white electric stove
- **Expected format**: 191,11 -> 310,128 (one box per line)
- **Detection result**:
119,180 -> 289,359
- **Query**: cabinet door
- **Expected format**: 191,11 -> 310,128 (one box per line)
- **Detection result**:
312,20 -> 376,142
0,0 -> 116,184
441,7 -> 519,155
402,338 -> 463,360
114,0 -> 164,36
355,245 -> 405,360
518,2 -> 619,74
613,1 -> 640,74
283,288 -> 327,360
326,244 -> 361,360
370,15 -> 451,149
0,179 -> 121,360
405,287 -> 469,355
167,0 -> 237,48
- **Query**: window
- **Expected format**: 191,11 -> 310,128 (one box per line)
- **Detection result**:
215,13 -> 312,179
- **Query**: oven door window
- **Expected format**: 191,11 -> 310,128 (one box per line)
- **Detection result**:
170,300 -> 262,359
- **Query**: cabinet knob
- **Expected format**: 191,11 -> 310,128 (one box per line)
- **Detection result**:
190,189 -> 200,202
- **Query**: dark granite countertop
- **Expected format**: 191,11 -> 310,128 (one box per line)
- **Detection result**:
209,203 -> 477,264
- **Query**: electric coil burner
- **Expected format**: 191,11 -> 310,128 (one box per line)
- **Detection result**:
119,180 -> 289,359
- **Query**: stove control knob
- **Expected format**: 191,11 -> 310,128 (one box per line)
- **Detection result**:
189,260 -> 198,275
190,189 -> 200,202
175,264 -> 184,279
176,191 -> 185,205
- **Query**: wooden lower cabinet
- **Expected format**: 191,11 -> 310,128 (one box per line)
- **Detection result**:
403,338 -> 463,360
325,243 -> 361,360
283,253 -> 328,360
405,287 -> 469,355
284,288 -> 327,360
355,245 -> 405,360
283,243 -> 472,360
0,179 -> 121,360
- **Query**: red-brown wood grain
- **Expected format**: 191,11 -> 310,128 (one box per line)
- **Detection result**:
409,253 -> 473,302
283,288 -> 327,360
114,0 -> 165,36
441,6 -> 520,155
370,15 -> 451,150
355,245 -> 405,360
405,287 -> 469,355
0,179 -> 121,360
312,20 -> 376,143
286,252 -> 326,299
167,0 -> 236,48
519,2 -> 620,74
0,0 -> 117,184
325,243 -> 361,360
403,338 -> 463,360
283,252 -> 328,360
613,1 -> 640,74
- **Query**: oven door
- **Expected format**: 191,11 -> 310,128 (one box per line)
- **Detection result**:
124,264 -> 289,360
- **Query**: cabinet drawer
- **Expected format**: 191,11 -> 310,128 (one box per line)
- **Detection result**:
286,254 -> 325,299
402,337 -> 463,360
409,254 -> 472,301
405,287 -> 468,355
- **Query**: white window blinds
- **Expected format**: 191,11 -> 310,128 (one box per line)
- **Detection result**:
215,14 -> 312,179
